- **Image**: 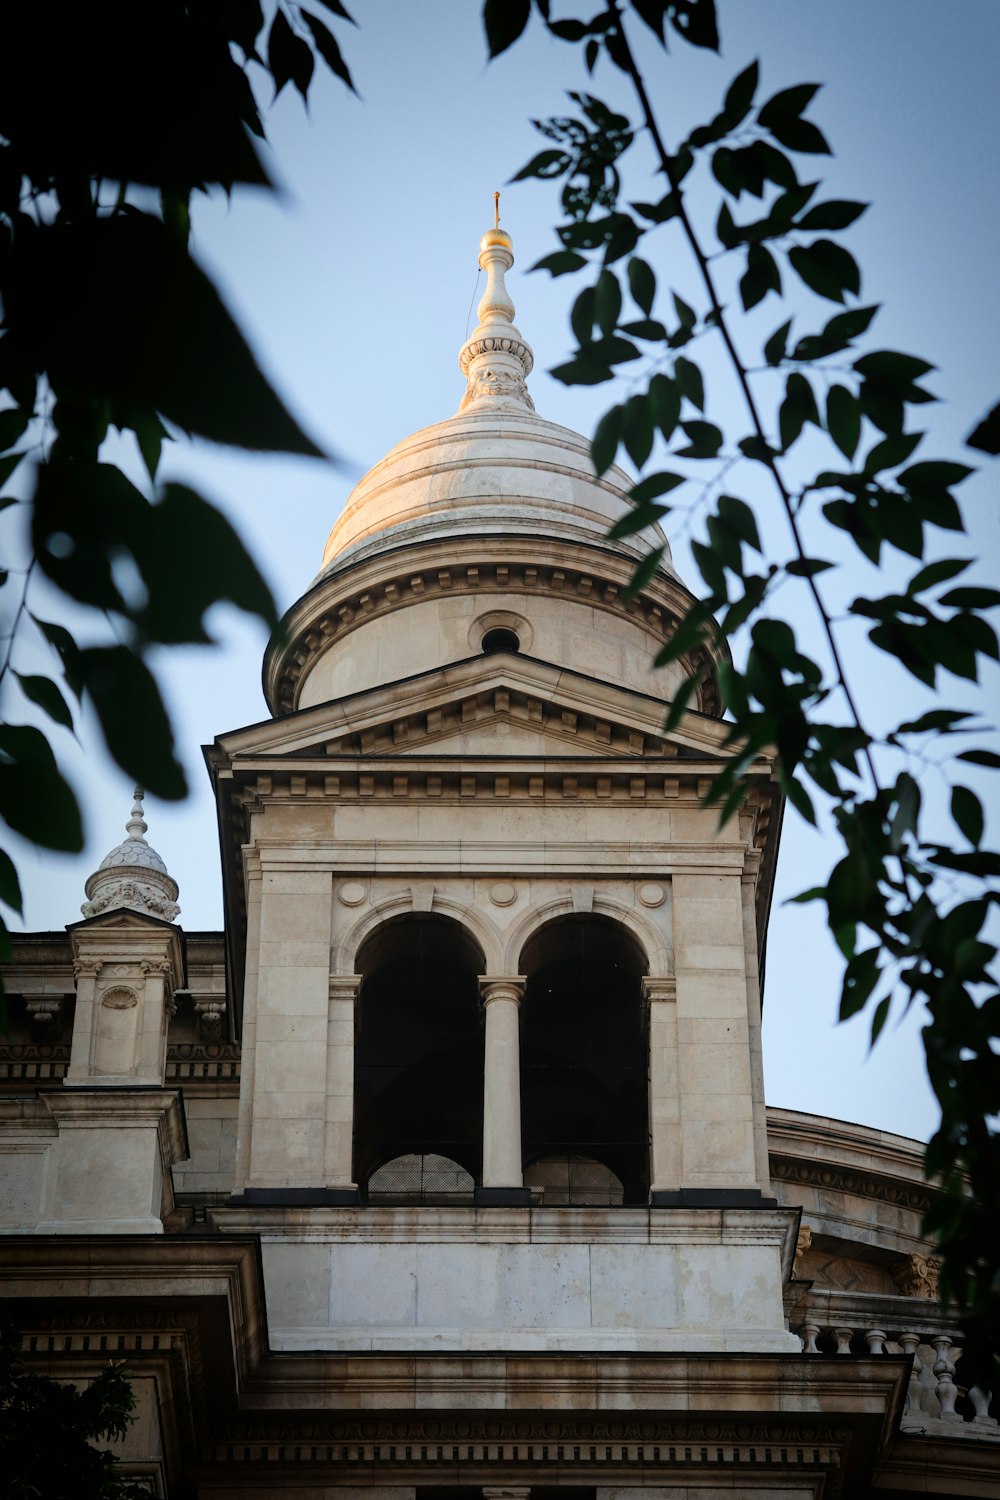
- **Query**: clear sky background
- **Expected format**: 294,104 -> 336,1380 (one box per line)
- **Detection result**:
7,0 -> 998,1143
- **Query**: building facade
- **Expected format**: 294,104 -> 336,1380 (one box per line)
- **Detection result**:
0,222 -> 996,1497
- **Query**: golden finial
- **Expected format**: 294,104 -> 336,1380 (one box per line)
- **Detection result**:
494,190 -> 500,229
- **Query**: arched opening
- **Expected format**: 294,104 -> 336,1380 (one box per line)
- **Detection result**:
353,915 -> 484,1202
519,915 -> 649,1205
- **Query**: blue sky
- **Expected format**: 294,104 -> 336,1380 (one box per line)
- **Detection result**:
8,0 -> 999,1142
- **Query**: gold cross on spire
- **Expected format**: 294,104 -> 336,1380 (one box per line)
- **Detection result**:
494,190 -> 500,229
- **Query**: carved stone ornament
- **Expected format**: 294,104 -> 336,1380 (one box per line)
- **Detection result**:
81,788 -> 180,921
892,1251 -> 942,1299
489,881 -> 517,907
100,985 -> 138,1010
82,879 -> 180,922
638,881 -> 666,907
793,1223 -> 813,1276
338,881 -> 368,907
459,366 -> 535,412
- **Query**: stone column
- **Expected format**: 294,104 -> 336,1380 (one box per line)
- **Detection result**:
477,975 -> 528,1203
644,976 -> 680,1195
741,850 -> 772,1194
325,975 -> 361,1192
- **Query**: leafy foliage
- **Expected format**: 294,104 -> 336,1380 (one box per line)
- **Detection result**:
0,1320 -> 146,1499
0,3 -> 355,974
491,0 -> 1000,1377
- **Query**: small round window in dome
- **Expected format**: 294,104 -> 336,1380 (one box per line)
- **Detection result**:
482,627 -> 520,655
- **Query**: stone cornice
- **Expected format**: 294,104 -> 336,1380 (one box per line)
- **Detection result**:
263,534 -> 727,718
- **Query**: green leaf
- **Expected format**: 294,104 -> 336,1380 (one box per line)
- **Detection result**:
907,558 -> 970,594
268,9 -> 314,101
29,615 -> 84,699
4,215 -> 323,457
766,116 -> 831,155
649,374 -> 681,440
786,557 -> 834,578
763,318 -> 792,365
77,647 -> 186,799
627,257 -> 656,315
899,460 -> 972,490
958,750 -> 1000,769
630,472 -> 687,505
718,494 -> 762,551
779,371 -> 820,451
622,393 -> 654,468
138,482 -> 277,644
484,0 -> 531,56
797,199 -> 868,231
758,83 -> 821,127
967,400 -> 1000,456
826,384 -> 860,459
591,405 -> 622,476
302,9 -> 358,95
896,708 -> 973,733
623,546 -> 666,599
13,672 -> 74,731
739,242 -> 780,310
571,285 -> 597,347
855,351 -> 936,386
676,419 -> 723,458
512,149 -> 570,182
608,502 -> 669,541
0,724 -> 82,851
0,847 -> 23,915
870,995 -> 891,1047
940,586 -> 1000,609
674,355 -> 704,411
723,59 -> 759,125
594,269 -> 623,335
788,239 -> 861,303
952,785 -> 984,848
666,0 -> 719,51
863,430 -> 922,474
673,293 -> 697,331
533,250 -> 587,277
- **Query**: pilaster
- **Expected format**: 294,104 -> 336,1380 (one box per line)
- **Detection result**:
477,975 -> 528,1204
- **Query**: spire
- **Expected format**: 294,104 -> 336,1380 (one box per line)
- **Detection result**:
81,786 -> 180,922
125,786 -> 148,842
458,194 -> 534,413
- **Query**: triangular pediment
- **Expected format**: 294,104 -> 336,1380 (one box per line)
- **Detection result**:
211,652 -> 755,769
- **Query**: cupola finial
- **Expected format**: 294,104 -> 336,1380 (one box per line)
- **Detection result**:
458,199 -> 534,413
81,786 -> 180,923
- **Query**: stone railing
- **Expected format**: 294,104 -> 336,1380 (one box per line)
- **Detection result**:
794,1320 -> 998,1438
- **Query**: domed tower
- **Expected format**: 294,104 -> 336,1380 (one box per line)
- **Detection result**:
209,214 -> 789,1351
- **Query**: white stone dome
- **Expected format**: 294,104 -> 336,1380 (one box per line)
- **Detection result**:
320,406 -> 675,578
320,215 -> 673,581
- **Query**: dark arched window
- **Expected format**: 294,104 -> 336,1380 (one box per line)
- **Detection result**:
519,915 -> 649,1205
353,915 -> 484,1201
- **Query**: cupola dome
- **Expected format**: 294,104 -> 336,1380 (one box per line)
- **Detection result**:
81,788 -> 180,921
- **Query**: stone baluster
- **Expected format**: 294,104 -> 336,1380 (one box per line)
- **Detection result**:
899,1331 -> 922,1417
479,976 -> 527,1193
864,1328 -> 887,1355
932,1335 -> 961,1420
800,1321 -> 820,1354
834,1326 -> 854,1355
969,1385 -> 997,1426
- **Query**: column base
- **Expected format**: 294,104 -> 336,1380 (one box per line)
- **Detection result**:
233,1187 -> 360,1206
650,1188 -> 778,1208
475,1186 -> 532,1206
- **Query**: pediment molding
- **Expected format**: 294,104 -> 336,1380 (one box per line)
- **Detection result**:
263,533 -> 726,718
217,652 -> 741,766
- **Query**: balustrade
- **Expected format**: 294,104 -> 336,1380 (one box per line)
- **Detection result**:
793,1321 -> 998,1436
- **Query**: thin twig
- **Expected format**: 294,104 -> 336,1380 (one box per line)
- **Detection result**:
609,1 -> 883,798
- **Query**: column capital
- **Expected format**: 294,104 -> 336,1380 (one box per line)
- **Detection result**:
478,975 -> 526,1007
642,974 -> 677,1003
328,973 -> 362,1003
